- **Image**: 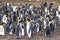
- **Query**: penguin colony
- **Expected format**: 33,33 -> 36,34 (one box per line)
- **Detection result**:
0,2 -> 60,39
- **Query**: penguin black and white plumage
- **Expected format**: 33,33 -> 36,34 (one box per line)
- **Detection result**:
56,6 -> 60,21
3,23 -> 9,34
52,19 -> 57,29
16,22 -> 22,38
48,3 -> 53,12
36,22 -> 40,33
12,5 -> 18,12
26,19 -> 31,38
0,10 -> 3,22
50,23 -> 54,33
8,11 -> 14,23
13,12 -> 17,22
58,6 -> 60,12
2,5 -> 7,13
45,24 -> 51,37
2,14 -> 9,34
9,23 -> 15,34
56,11 -> 60,21
37,18 -> 41,32
0,23 -> 5,35
2,14 -> 8,24
30,20 -> 35,37
43,2 -> 48,7
26,19 -> 34,38
19,13 -> 25,21
52,8 -> 56,17
16,19 -> 25,38
35,18 -> 41,33
43,19 -> 47,29
21,22 -> 25,37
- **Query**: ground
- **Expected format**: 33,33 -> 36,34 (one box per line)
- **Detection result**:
0,0 -> 60,40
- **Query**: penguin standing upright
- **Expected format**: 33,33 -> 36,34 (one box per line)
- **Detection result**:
16,21 -> 22,38
26,19 -> 34,38
16,18 -> 25,39
26,19 -> 31,38
0,23 -> 5,35
45,24 -> 51,37
2,14 -> 9,34
21,22 -> 25,37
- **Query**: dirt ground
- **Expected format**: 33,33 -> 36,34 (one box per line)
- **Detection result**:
0,0 -> 60,7
0,0 -> 60,40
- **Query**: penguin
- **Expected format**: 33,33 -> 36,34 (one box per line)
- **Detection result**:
16,21 -> 22,39
9,22 -> 15,34
2,14 -> 8,24
45,24 -> 51,37
26,19 -> 33,38
0,23 -> 5,35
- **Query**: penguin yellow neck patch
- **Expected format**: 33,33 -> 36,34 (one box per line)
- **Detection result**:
0,25 -> 3,28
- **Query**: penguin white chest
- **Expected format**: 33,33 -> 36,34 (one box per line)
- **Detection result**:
26,22 -> 30,33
